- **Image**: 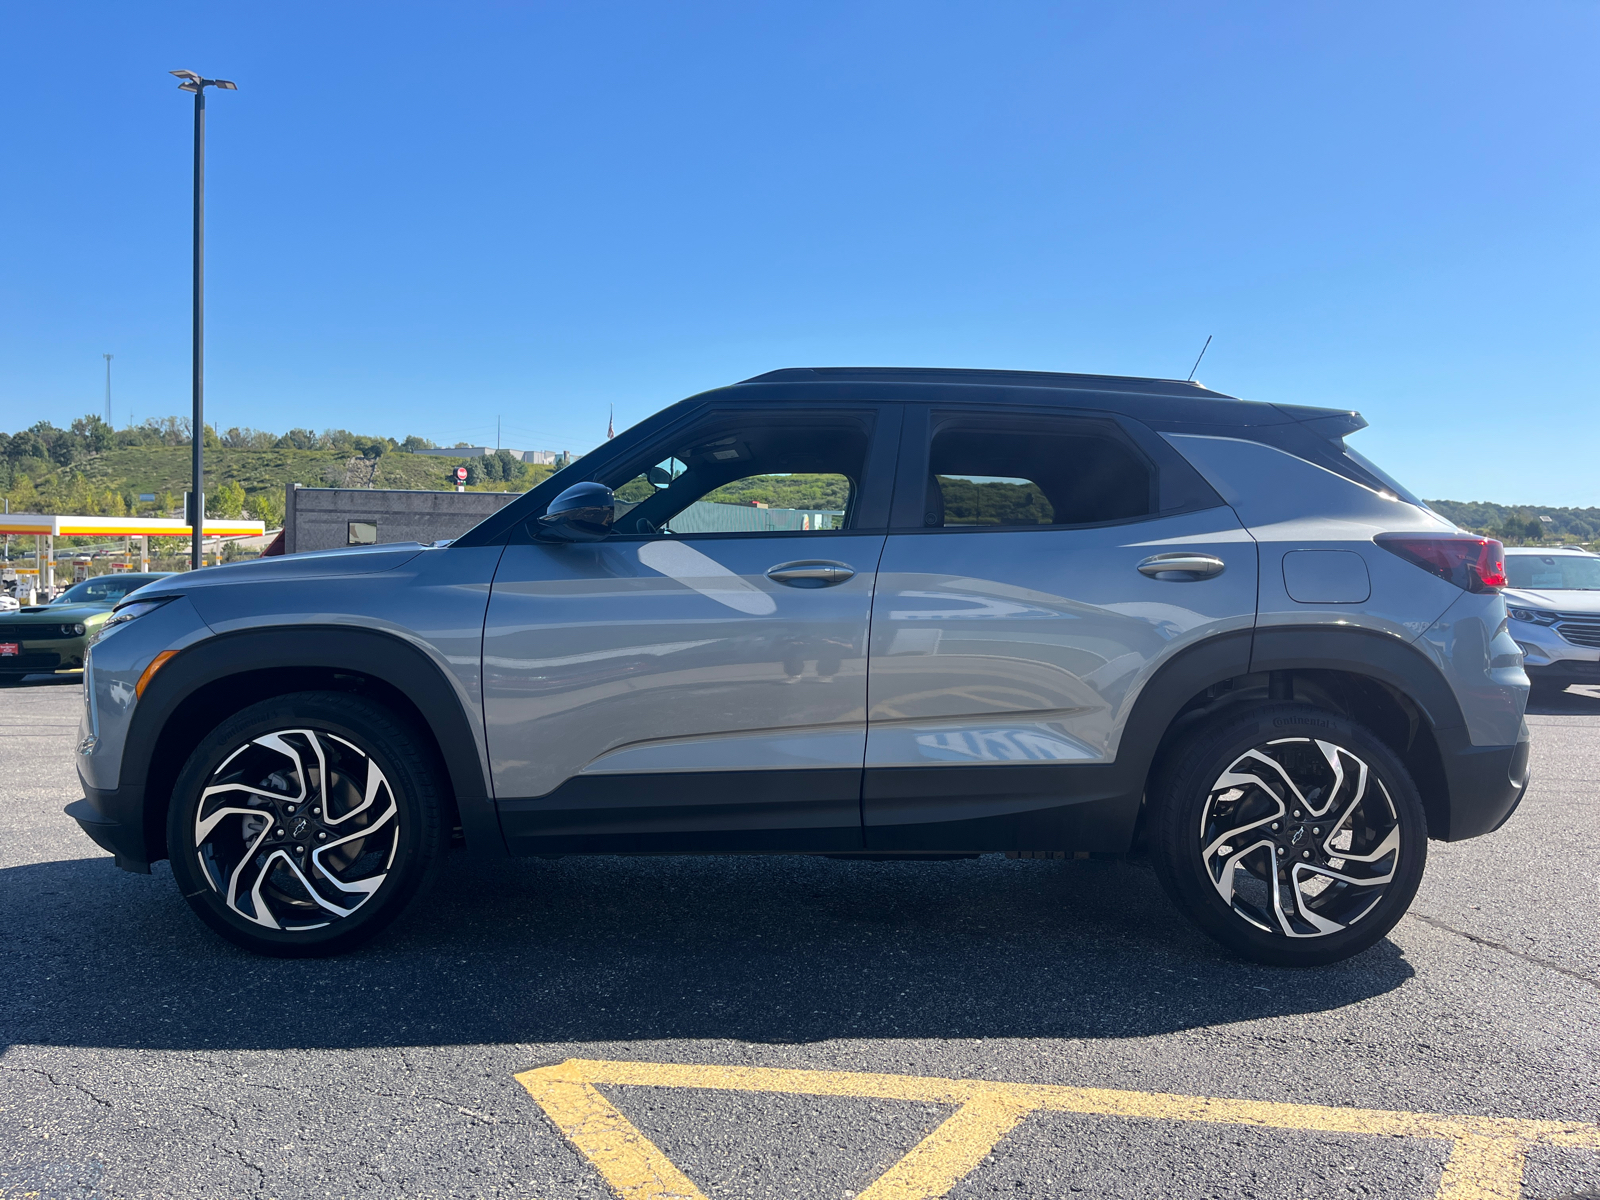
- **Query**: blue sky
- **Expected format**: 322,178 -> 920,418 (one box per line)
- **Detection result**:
2,2 -> 1597,504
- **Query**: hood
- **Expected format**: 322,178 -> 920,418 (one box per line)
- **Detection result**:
1502,587 -> 1600,614
10,602 -> 112,623
131,543 -> 429,599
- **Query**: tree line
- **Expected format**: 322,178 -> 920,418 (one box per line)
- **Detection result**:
1425,499 -> 1599,546
1,415 -> 453,472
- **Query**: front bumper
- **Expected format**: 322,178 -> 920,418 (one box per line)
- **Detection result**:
1434,726 -> 1531,841
1523,659 -> 1600,686
1511,619 -> 1600,681
0,639 -> 85,675
66,782 -> 152,872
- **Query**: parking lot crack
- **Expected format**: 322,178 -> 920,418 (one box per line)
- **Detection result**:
214,1141 -> 268,1194
0,1063 -> 114,1108
1410,912 -> 1600,992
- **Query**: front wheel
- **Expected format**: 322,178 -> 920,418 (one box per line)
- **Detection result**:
167,691 -> 448,957
1150,703 -> 1427,967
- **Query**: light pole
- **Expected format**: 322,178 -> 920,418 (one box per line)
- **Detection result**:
170,69 -> 237,570
103,353 -> 113,425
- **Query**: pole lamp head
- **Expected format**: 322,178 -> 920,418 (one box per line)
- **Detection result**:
170,70 -> 239,93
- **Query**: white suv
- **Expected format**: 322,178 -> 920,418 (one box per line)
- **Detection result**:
1503,546 -> 1600,696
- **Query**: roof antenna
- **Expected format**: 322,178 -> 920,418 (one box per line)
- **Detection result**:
1186,335 -> 1212,382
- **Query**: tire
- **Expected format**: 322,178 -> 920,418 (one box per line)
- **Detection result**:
167,691 -> 448,957
1150,703 -> 1427,967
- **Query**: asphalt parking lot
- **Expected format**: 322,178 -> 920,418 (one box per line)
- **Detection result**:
2,677 -> 1598,1200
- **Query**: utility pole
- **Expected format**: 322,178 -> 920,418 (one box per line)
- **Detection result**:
103,354 -> 113,425
171,69 -> 237,571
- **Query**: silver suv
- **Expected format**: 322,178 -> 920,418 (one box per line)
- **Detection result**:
67,368 -> 1530,965
1503,546 -> 1600,696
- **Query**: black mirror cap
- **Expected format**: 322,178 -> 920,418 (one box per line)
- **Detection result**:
536,481 -> 616,542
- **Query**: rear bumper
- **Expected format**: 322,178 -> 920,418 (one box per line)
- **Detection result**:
1435,727 -> 1531,841
66,781 -> 152,872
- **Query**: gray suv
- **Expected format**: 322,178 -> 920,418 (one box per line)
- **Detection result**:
67,368 -> 1530,965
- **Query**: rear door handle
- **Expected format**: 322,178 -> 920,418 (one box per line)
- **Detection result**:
766,561 -> 856,587
1137,552 -> 1227,580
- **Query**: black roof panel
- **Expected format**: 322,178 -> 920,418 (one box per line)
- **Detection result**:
717,366 -> 1364,432
741,366 -> 1238,399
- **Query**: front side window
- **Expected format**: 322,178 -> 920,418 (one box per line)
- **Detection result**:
606,416 -> 868,537
923,419 -> 1154,529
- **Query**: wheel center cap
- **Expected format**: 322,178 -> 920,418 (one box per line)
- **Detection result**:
1290,826 -> 1306,846
290,815 -> 312,840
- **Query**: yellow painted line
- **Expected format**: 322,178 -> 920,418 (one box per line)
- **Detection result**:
856,1091 -> 1031,1200
531,1078 -> 707,1200
515,1059 -> 1600,1200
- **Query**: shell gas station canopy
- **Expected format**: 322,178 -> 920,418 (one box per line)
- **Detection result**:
0,513 -> 265,538
2,513 -> 269,593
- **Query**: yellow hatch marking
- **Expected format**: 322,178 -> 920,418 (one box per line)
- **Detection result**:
515,1059 -> 1600,1200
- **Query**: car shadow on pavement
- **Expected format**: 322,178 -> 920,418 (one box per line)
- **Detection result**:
0,848 -> 1413,1054
1525,683 -> 1600,716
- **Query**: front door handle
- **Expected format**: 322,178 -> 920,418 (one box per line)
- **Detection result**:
1137,552 -> 1227,580
766,561 -> 856,587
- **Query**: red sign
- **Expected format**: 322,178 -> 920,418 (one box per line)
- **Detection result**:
0,643 -> 18,657
455,466 -> 469,481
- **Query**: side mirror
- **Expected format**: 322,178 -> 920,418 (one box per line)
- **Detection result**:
536,481 -> 616,543
646,466 -> 674,487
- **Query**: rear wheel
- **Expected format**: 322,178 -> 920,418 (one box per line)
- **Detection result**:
167,692 -> 448,957
1151,703 -> 1427,967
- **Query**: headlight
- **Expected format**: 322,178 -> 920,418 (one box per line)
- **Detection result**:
62,623 -> 86,637
1507,606 -> 1558,626
92,597 -> 175,643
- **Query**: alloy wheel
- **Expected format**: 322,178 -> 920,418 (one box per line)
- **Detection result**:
192,728 -> 400,932
1199,736 -> 1401,938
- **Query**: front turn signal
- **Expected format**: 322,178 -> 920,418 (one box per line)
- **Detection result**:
135,650 -> 179,699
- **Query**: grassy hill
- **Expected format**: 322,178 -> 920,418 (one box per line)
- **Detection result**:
3,447 -> 553,545
74,445 -> 464,497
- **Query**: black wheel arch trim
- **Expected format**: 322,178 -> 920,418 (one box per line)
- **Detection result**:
1247,626 -> 1467,733
118,625 -> 503,863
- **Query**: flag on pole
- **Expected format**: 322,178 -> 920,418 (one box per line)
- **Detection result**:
607,405 -> 615,439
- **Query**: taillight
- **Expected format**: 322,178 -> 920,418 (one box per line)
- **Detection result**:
1374,534 -> 1505,593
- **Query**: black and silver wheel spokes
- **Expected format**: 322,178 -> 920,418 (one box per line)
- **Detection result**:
1199,738 -> 1400,939
193,729 -> 400,931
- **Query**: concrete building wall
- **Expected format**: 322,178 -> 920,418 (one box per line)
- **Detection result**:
284,486 -> 522,554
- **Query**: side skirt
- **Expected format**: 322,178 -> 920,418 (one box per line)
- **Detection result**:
862,763 -> 1140,853
497,768 -> 865,854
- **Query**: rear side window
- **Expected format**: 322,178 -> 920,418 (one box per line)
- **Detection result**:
924,421 -> 1155,529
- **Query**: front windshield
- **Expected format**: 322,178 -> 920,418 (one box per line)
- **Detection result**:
1505,554 -> 1600,591
54,576 -> 154,605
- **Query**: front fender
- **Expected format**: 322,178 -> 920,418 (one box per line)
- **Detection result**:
125,625 -> 502,861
